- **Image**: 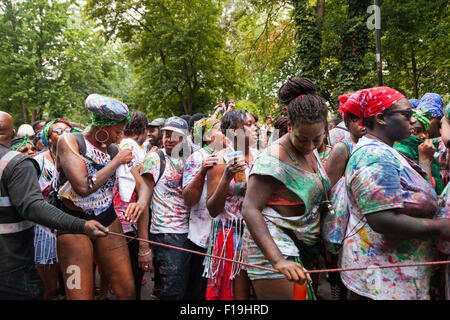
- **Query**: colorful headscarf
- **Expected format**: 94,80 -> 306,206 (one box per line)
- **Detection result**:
409,99 -> 420,109
338,87 -> 405,119
11,134 -> 34,151
41,118 -> 73,146
85,94 -> 131,127
417,93 -> 444,118
412,108 -> 432,131
192,117 -> 220,146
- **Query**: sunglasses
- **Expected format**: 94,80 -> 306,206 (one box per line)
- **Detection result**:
51,128 -> 72,136
18,145 -> 37,153
384,109 -> 413,120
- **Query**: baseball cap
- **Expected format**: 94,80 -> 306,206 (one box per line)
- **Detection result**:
147,118 -> 166,127
161,116 -> 188,136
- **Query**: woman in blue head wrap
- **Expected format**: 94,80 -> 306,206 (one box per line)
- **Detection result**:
409,99 -> 420,109
55,94 -> 151,300
418,93 -> 444,138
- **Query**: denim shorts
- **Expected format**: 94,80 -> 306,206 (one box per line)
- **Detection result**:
149,233 -> 191,300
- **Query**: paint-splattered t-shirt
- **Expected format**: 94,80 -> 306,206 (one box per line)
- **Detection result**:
435,183 -> 450,299
340,136 -> 437,300
329,122 -> 351,147
182,147 -> 213,248
141,149 -> 189,234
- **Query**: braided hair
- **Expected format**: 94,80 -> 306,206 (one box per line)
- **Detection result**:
124,111 -> 148,137
278,77 -> 327,125
274,116 -> 289,137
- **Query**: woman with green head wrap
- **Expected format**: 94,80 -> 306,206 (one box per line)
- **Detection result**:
31,118 -> 72,299
394,107 -> 444,194
55,94 -> 151,300
11,134 -> 36,157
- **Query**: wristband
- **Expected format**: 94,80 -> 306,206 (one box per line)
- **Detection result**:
138,250 -> 151,257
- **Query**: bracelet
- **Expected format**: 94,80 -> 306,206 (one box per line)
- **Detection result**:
138,250 -> 151,257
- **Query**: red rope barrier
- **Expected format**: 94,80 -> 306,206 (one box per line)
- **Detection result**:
107,231 -> 450,275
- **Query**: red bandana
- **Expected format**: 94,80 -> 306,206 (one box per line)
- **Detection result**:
338,87 -> 405,119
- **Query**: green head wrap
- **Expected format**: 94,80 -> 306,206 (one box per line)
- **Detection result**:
11,134 -> 34,151
445,103 -> 450,120
42,119 -> 58,145
413,108 -> 432,131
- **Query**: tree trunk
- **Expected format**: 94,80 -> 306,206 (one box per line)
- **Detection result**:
315,0 -> 325,29
31,109 -> 37,124
411,47 -> 419,99
22,101 -> 29,124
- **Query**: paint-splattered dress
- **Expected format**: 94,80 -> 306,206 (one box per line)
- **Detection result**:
340,136 -> 438,300
243,148 -> 329,284
203,147 -> 259,300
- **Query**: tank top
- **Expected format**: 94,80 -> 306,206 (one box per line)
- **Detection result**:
58,138 -> 115,216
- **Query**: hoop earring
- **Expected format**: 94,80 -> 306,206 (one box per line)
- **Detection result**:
95,128 -> 109,144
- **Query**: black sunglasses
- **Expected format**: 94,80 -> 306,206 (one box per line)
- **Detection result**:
18,145 -> 37,153
384,109 -> 413,120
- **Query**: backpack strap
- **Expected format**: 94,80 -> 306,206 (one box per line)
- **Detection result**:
107,144 -> 119,159
0,151 -> 23,207
155,149 -> 166,186
72,132 -> 87,157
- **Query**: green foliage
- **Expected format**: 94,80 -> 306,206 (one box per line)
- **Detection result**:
85,0 -> 241,117
0,0 -> 134,127
378,0 -> 449,100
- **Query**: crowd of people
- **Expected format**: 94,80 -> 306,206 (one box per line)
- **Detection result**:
0,77 -> 449,301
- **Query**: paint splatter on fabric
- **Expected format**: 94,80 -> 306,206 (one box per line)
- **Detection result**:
140,149 -> 189,234
340,136 -> 437,300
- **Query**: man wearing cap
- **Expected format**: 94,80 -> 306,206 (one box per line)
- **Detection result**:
0,111 -> 108,300
139,116 -> 192,300
144,118 -> 165,152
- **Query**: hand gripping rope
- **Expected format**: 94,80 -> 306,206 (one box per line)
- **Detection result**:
106,231 -> 450,275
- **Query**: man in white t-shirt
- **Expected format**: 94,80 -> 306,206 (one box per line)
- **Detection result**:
140,116 -> 192,300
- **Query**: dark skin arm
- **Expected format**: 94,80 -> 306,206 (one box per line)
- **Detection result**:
56,133 -> 132,197
395,194 -> 438,219
324,142 -> 350,189
123,168 -> 151,224
136,172 -> 155,271
242,174 -> 311,284
366,210 -> 450,241
206,156 -> 245,218
183,154 -> 218,207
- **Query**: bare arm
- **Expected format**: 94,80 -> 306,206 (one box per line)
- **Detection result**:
242,174 -> 311,284
137,172 -> 155,271
183,167 -> 208,207
366,210 -> 450,241
56,134 -> 131,197
123,168 -> 151,223
206,157 -> 244,218
325,142 -> 350,188
206,161 -> 229,218
183,154 -> 218,207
